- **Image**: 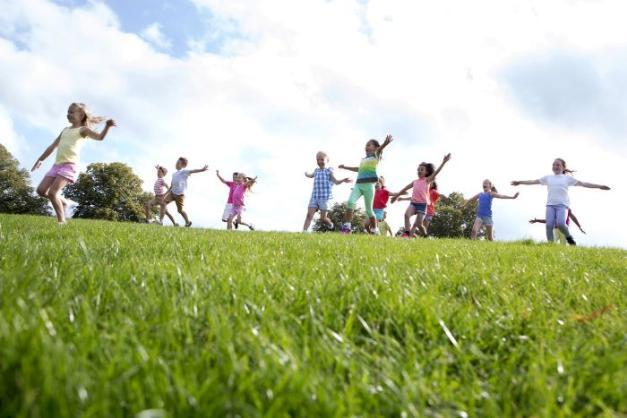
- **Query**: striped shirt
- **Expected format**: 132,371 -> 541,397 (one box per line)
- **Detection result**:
153,178 -> 167,196
310,167 -> 334,200
355,154 -> 380,184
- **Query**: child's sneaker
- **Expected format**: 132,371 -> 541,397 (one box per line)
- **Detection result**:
248,224 -> 255,231
327,222 -> 335,231
340,223 -> 351,234
371,228 -> 381,235
566,236 -> 577,246
185,221 -> 192,228
401,230 -> 410,238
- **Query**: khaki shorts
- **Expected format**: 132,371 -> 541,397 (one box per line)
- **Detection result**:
165,192 -> 185,212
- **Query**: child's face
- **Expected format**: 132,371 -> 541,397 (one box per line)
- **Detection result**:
176,160 -> 186,170
232,173 -> 238,181
157,168 -> 165,178
316,154 -> 327,168
375,182 -> 381,189
67,104 -> 84,125
552,159 -> 564,174
482,180 -> 491,191
235,174 -> 245,184
417,165 -> 427,178
365,141 -> 377,154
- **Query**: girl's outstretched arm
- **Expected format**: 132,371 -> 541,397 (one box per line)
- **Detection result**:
391,181 -> 414,203
338,164 -> 359,172
462,193 -> 480,207
81,119 -> 116,141
216,170 -> 228,184
529,218 -> 546,224
575,181 -> 610,190
190,165 -> 209,174
427,153 -> 451,182
31,133 -> 62,171
492,192 -> 519,199
511,180 -> 540,186
377,134 -> 394,156
329,172 -> 352,185
569,211 -> 585,233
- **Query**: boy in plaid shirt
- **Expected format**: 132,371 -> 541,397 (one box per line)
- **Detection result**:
302,151 -> 352,232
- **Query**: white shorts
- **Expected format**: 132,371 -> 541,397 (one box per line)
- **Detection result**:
222,203 -> 233,221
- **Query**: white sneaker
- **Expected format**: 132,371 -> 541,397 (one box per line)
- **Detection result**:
371,228 -> 381,235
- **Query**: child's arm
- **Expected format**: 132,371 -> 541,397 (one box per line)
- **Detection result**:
492,192 -> 519,199
216,170 -> 228,184
575,181 -> 610,190
511,180 -> 540,186
395,196 -> 412,202
329,172 -> 352,185
529,218 -> 546,224
568,211 -> 586,233
189,165 -> 209,174
462,193 -> 480,207
80,119 -> 116,141
31,134 -> 62,171
338,164 -> 359,172
376,134 -> 393,156
427,153 -> 451,182
388,190 -> 408,199
391,182 -> 414,203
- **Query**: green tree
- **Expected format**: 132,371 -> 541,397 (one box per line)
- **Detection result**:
313,202 -> 367,233
64,162 -> 152,222
0,144 -> 50,215
429,191 -> 479,238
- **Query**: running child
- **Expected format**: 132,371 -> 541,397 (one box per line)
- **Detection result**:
392,154 -> 451,237
226,173 -> 257,230
512,158 -> 610,245
216,170 -> 239,222
31,102 -> 115,224
462,179 -> 519,241
372,176 -> 405,227
303,151 -> 351,232
338,135 -> 394,234
424,182 -> 440,234
377,210 -> 394,237
145,165 -> 177,225
164,157 -> 208,227
529,208 -> 585,244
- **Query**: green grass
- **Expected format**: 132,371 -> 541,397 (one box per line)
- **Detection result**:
0,214 -> 625,418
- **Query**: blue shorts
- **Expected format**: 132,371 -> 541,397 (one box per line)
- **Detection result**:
374,208 -> 385,221
410,202 -> 427,214
476,215 -> 493,226
308,197 -> 329,211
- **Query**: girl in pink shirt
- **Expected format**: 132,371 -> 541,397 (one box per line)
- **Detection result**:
226,173 -> 257,230
392,153 -> 451,237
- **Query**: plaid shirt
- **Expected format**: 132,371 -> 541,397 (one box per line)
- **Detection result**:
310,167 -> 334,200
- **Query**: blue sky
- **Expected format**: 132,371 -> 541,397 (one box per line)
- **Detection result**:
1,0 -> 625,247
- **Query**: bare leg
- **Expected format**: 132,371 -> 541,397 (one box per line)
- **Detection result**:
423,219 -> 431,235
178,209 -> 190,225
319,210 -> 333,228
227,213 -> 236,230
303,207 -> 317,231
410,213 -> 427,236
470,218 -> 482,240
404,206 -> 417,232
485,225 -> 494,241
344,209 -> 354,224
47,176 -> 70,223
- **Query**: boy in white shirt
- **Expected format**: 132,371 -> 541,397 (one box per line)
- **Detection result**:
164,157 -> 208,227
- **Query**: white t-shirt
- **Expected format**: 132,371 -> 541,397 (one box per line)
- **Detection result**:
170,170 -> 191,195
539,174 -> 578,206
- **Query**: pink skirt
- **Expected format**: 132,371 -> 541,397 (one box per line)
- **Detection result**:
45,163 -> 78,183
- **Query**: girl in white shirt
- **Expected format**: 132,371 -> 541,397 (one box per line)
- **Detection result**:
511,158 -> 610,245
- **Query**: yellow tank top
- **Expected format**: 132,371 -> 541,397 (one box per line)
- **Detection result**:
55,127 -> 85,164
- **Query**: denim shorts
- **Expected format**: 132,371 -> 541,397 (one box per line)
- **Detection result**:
476,215 -> 493,226
373,208 -> 385,221
410,202 -> 427,214
308,197 -> 329,211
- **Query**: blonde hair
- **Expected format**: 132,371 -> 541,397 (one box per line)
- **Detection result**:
316,151 -> 329,161
71,102 -> 105,127
483,179 -> 497,192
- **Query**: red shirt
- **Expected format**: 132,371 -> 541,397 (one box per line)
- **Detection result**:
427,189 -> 440,216
373,188 -> 390,209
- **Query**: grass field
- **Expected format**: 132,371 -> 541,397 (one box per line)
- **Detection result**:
0,214 -> 625,418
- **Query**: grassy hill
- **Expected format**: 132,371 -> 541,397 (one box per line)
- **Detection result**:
0,214 -> 625,417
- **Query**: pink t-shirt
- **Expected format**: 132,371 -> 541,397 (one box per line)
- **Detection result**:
411,178 -> 430,204
225,181 -> 237,204
153,178 -> 166,196
231,183 -> 247,207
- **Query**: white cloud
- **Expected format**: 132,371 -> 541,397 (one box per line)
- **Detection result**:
0,0 -> 625,247
141,22 -> 172,50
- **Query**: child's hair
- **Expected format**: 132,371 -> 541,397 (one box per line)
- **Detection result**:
157,165 -> 168,175
316,151 -> 329,161
367,139 -> 381,148
177,157 -> 188,167
484,179 -> 497,192
378,176 -> 385,186
71,102 -> 105,127
555,158 -> 576,174
232,172 -> 239,177
430,181 -> 438,190
419,162 -> 436,177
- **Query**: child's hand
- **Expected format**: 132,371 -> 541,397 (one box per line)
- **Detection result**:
511,181 -> 520,186
529,219 -> 537,224
579,227 -> 587,234
216,170 -> 220,175
105,119 -> 116,128
443,153 -> 451,163
384,134 -> 393,144
339,164 -> 345,169
31,160 -> 42,172
201,165 -> 208,171
600,185 -> 610,190
513,192 -> 520,199
344,178 -> 353,184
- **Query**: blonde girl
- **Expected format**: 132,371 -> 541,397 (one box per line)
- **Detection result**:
31,103 -> 115,224
462,179 -> 519,241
